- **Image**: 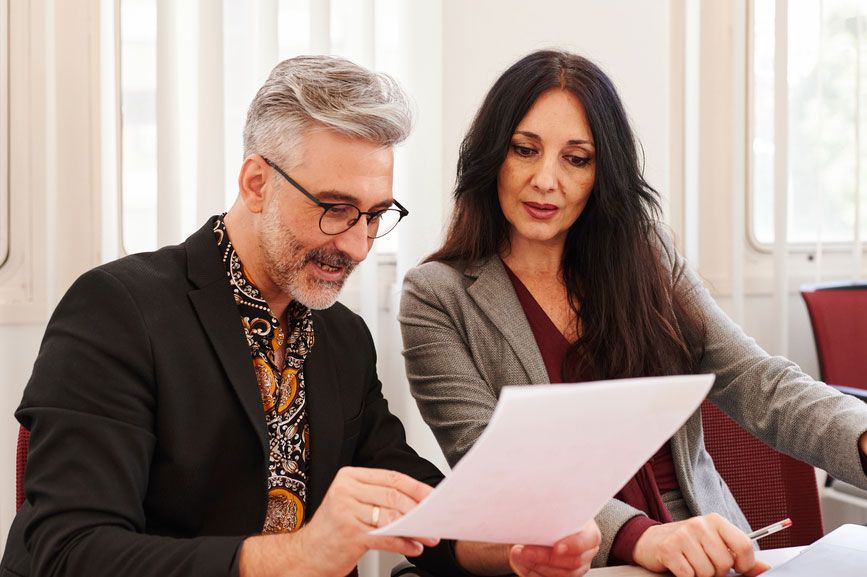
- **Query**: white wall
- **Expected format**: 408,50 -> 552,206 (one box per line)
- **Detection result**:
440,0 -> 672,220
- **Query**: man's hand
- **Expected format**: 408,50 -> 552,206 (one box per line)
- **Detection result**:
455,521 -> 601,577
239,467 -> 439,577
633,513 -> 770,577
509,520 -> 601,577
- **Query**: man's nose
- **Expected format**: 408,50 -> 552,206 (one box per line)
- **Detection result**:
333,217 -> 372,264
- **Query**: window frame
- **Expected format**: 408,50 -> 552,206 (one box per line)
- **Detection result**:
745,0 -> 867,256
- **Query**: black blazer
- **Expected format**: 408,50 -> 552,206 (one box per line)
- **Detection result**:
1,219 -> 461,577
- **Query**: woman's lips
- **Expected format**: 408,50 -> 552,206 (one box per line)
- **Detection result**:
522,201 -> 559,220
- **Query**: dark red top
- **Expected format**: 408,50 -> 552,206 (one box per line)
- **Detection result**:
503,262 -> 679,565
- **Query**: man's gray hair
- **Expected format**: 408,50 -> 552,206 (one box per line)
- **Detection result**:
243,55 -> 413,166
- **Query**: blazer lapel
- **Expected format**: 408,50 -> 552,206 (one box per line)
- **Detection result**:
304,312 -> 344,516
466,257 -> 550,385
186,219 -> 269,457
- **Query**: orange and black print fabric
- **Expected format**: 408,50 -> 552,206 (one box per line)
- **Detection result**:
214,215 -> 313,533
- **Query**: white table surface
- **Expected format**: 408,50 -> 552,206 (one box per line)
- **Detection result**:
585,546 -> 806,576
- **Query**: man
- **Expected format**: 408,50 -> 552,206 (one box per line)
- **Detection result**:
0,56 -> 599,577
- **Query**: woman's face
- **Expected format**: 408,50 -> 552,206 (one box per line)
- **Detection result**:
497,88 -> 596,251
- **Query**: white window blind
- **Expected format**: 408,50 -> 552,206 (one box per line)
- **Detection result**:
114,0 -> 412,253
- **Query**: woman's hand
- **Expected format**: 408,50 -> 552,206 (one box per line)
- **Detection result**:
509,520 -> 601,577
633,514 -> 770,577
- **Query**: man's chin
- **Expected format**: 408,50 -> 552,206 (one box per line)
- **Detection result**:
288,282 -> 344,310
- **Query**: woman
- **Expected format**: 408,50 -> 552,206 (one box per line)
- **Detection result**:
399,50 -> 867,577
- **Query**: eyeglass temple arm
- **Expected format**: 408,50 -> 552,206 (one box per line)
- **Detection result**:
392,199 -> 409,216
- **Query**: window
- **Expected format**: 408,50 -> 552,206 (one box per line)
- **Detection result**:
751,0 -> 867,247
0,0 -> 9,268
115,0 -> 406,255
119,0 -> 157,254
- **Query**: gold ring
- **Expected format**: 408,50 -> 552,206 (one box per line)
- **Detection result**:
370,505 -> 381,527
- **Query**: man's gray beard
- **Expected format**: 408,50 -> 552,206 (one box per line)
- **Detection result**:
259,199 -> 356,310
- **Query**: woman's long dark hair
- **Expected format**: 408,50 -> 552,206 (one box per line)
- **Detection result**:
427,50 -> 704,380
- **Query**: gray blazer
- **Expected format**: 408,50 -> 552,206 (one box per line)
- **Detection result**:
399,254 -> 867,567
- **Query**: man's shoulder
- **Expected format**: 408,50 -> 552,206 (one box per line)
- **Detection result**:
84,243 -> 190,295
61,232 -> 214,319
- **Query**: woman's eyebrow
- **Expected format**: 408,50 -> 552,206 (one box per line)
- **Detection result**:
514,130 -> 594,147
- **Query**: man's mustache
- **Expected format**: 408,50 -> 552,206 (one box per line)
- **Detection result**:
304,248 -> 356,271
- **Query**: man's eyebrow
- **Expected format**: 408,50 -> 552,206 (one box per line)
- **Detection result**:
317,189 -> 359,203
514,130 -> 595,147
317,189 -> 394,210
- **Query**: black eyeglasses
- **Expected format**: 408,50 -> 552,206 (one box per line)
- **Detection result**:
262,157 -> 409,239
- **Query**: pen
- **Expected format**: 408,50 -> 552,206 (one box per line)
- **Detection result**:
746,518 -> 793,541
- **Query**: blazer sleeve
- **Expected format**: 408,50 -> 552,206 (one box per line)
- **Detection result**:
677,256 -> 867,487
398,266 -> 498,467
399,264 -> 649,568
14,269 -> 244,577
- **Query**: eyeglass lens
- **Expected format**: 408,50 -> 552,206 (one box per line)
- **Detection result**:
320,205 -> 403,239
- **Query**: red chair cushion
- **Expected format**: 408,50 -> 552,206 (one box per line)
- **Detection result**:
16,425 -> 29,511
801,287 -> 867,390
700,402 -> 823,548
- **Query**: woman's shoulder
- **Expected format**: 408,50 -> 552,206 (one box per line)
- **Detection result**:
403,256 -> 502,297
403,260 -> 470,296
406,256 -> 494,282
406,259 -> 464,279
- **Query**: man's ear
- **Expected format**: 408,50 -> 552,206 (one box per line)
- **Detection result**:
238,155 -> 270,214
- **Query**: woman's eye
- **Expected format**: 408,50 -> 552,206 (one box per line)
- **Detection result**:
566,155 -> 592,167
511,144 -> 536,157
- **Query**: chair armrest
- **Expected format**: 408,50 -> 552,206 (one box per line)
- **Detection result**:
390,561 -> 441,577
830,384 -> 867,403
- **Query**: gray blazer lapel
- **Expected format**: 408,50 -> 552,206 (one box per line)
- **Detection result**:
466,257 -> 550,385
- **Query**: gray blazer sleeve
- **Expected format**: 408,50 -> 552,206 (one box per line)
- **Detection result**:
399,262 -> 648,567
680,260 -> 867,487
399,264 -> 499,466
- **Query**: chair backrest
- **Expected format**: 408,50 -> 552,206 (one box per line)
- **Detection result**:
700,401 -> 823,548
16,425 -> 29,511
801,281 -> 867,390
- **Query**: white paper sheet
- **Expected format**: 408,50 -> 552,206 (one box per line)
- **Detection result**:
761,524 -> 867,576
373,374 -> 714,545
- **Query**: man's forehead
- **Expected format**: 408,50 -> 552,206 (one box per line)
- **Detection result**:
286,131 -> 395,207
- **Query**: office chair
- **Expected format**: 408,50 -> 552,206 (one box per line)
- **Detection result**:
801,281 -> 867,392
700,401 -> 823,548
16,425 -> 29,511
390,561 -> 438,577
801,281 -> 867,525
